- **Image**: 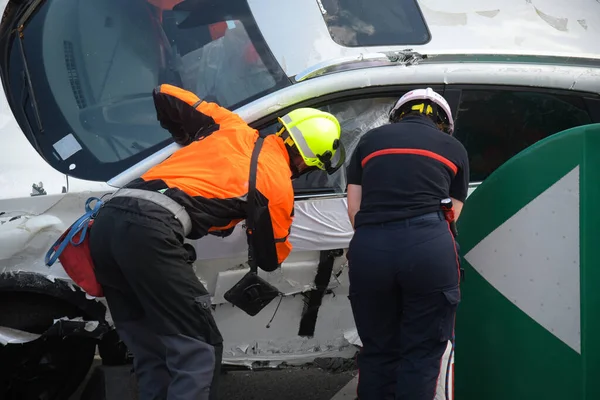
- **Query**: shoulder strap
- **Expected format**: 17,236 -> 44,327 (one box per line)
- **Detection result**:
246,132 -> 268,274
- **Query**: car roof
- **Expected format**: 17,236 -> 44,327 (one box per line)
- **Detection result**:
248,0 -> 600,77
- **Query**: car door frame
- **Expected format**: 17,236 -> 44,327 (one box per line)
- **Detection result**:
249,83 -> 448,201
443,83 -> 600,190
103,61 -> 600,308
108,59 -> 600,191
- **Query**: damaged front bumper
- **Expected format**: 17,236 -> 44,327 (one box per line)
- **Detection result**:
0,316 -> 110,347
0,316 -> 111,400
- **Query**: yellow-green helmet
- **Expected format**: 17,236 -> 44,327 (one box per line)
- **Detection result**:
278,108 -> 345,174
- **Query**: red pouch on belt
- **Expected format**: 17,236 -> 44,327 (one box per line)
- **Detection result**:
45,198 -> 104,297
440,198 -> 458,237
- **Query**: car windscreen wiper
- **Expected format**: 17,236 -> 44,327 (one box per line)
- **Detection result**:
16,0 -> 45,134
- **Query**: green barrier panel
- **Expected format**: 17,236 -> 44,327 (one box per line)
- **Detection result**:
454,123 -> 600,400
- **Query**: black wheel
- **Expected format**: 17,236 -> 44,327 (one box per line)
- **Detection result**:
0,292 -> 97,400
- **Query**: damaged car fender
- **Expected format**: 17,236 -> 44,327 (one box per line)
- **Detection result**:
0,190 -> 119,346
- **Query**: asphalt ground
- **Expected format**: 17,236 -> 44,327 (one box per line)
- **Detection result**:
218,367 -> 357,400
70,357 -> 358,400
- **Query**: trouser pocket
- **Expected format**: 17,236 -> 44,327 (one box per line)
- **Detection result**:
438,286 -> 461,342
193,294 -> 224,346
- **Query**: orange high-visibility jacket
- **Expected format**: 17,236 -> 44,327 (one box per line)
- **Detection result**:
125,84 -> 294,265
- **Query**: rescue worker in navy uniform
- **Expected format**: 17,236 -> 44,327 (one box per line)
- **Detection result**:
88,84 -> 344,400
345,88 -> 469,400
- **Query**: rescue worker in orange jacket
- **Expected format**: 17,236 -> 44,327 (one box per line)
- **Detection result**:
88,84 -> 345,400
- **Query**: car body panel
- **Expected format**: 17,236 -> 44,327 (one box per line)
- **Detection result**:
109,61 -> 600,189
3,61 -> 600,366
1,0 -> 600,369
250,0 -> 600,77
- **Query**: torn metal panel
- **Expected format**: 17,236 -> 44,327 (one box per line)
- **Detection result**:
0,186 -> 359,365
0,191 -> 113,278
248,0 -> 600,76
416,0 -> 597,54
294,49 -> 426,82
214,289 -> 358,367
418,2 -> 468,26
0,316 -> 109,347
45,316 -> 109,339
533,6 -> 568,32
0,213 -> 63,270
476,10 -> 500,18
0,193 -> 359,365
221,347 -> 359,369
0,326 -> 41,345
53,316 -> 100,333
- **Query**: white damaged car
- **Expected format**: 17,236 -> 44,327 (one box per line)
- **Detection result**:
1,0 -> 599,398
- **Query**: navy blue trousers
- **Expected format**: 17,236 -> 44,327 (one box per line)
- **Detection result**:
347,211 -> 461,400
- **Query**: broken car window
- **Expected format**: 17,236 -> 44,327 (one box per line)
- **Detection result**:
317,0 -> 431,47
261,97 -> 396,196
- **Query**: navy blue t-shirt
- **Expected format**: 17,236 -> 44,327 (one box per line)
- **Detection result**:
346,115 -> 469,228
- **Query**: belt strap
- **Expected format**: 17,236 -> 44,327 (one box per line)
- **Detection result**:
109,188 -> 192,237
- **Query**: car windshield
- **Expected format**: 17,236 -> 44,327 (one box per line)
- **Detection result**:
4,0 -> 289,181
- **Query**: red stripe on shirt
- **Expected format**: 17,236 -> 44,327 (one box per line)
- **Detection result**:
361,148 -> 458,175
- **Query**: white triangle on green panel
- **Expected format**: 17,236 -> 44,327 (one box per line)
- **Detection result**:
464,166 -> 581,354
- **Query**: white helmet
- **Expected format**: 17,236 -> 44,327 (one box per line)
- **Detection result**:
389,88 -> 454,134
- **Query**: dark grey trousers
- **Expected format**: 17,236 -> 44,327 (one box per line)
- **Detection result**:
116,319 -> 223,400
88,201 -> 225,400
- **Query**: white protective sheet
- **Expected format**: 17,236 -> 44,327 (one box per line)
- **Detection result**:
192,196 -> 353,260
289,197 -> 354,251
191,96 -> 396,259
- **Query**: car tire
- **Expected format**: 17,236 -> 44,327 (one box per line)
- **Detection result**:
0,292 -> 97,400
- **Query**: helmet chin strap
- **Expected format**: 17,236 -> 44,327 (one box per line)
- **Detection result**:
276,126 -> 309,178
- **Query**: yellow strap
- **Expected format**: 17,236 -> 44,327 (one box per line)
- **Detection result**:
411,103 -> 433,115
276,126 -> 296,147
275,126 -> 286,137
